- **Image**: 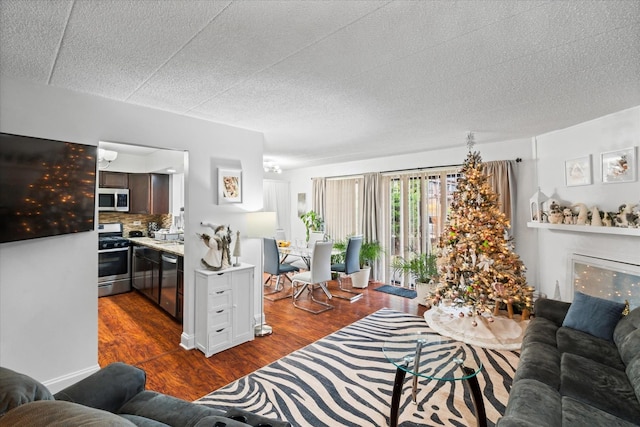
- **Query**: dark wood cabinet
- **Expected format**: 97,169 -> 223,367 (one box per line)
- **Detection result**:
132,244 -> 183,322
99,171 -> 128,188
129,173 -> 169,214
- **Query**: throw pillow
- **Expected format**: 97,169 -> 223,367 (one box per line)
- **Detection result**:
0,367 -> 54,416
562,292 -> 625,341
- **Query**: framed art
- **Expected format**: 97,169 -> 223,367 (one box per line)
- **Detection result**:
601,147 -> 637,184
218,168 -> 242,203
564,155 -> 592,186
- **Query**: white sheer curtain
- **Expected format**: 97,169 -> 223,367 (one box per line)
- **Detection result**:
263,180 -> 290,238
324,177 -> 361,241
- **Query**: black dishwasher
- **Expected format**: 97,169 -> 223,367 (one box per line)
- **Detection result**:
160,253 -> 179,317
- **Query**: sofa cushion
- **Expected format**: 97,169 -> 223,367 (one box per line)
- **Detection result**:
562,396 -> 639,427
560,352 -> 640,424
521,317 -> 559,348
0,366 -> 54,416
614,307 -> 640,366
0,400 -> 136,426
512,341 -> 561,389
119,414 -> 172,426
556,326 -> 625,370
54,362 -> 146,414
562,292 -> 625,341
626,354 -> 640,410
497,379 -> 562,427
118,390 -> 226,427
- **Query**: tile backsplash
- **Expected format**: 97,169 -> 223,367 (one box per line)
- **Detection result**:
99,212 -> 172,237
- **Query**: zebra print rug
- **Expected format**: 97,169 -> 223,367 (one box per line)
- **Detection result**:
196,308 -> 519,427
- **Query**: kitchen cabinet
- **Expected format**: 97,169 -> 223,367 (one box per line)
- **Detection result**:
129,173 -> 169,214
132,246 -> 161,304
195,265 -> 255,357
131,242 -> 184,321
99,171 -> 128,188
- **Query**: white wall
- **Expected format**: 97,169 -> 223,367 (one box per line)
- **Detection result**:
534,106 -> 640,300
280,138 -> 538,287
0,77 -> 265,390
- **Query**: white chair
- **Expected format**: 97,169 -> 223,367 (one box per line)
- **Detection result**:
307,231 -> 326,248
275,229 -> 286,241
291,241 -> 334,314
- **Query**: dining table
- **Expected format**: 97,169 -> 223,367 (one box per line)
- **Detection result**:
278,243 -> 341,269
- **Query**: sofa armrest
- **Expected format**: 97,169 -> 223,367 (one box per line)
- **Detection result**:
53,362 -> 145,414
534,298 -> 571,326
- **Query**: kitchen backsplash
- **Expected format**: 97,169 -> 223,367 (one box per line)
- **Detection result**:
99,213 -> 173,237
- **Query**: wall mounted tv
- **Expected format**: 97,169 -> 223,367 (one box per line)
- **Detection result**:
0,132 -> 97,244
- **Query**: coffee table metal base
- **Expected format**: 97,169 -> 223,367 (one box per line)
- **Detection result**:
389,364 -> 487,427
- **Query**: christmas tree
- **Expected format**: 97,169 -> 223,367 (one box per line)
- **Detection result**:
434,133 -> 532,316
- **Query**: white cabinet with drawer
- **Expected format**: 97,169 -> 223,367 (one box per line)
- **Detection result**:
195,264 -> 255,357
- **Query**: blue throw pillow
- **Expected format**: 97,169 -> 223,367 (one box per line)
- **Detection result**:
562,292 -> 625,341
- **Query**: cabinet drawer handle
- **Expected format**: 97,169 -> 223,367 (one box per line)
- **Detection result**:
216,309 -> 224,314
216,328 -> 225,333
216,290 -> 225,294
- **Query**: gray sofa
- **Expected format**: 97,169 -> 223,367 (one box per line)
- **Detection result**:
0,362 -> 290,427
498,295 -> 640,426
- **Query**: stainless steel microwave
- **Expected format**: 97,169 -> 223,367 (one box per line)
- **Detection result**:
98,188 -> 129,212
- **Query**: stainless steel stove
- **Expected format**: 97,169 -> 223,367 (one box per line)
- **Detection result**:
98,223 -> 131,297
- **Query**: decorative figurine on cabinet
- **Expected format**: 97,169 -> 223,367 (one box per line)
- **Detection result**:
198,223 -> 232,270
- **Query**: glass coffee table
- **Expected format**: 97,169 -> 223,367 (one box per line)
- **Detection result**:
382,332 -> 486,427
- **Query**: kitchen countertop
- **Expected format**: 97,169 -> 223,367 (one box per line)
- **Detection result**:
128,237 -> 184,257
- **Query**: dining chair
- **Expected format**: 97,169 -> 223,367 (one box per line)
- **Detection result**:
275,228 -> 286,241
263,237 -> 299,301
291,241 -> 334,314
307,231 -> 326,247
330,235 -> 363,302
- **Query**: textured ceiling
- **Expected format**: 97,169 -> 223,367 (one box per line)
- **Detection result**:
1,0 -> 639,170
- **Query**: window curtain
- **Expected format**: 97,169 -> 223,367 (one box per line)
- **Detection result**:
324,178 -> 361,241
483,160 -> 517,232
362,173 -> 382,280
263,180 -> 291,238
311,177 -> 326,221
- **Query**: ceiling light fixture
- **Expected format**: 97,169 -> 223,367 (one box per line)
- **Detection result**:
263,162 -> 282,174
98,148 -> 118,169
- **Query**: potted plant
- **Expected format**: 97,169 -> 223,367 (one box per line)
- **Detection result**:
392,252 -> 438,306
299,210 -> 324,242
351,240 -> 384,288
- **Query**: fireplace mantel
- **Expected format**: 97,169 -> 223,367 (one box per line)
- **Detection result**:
527,222 -> 640,237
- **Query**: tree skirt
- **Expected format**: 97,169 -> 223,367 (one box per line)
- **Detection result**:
196,308 -> 520,427
425,306 -> 529,351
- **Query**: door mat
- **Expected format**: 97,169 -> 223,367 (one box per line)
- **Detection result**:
373,284 -> 416,299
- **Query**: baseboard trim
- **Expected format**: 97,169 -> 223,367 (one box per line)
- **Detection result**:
180,332 -> 195,350
42,363 -> 100,394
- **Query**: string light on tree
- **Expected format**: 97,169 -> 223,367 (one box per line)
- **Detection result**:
433,132 -> 533,319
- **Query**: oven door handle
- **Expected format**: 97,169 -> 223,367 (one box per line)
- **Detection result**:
98,247 -> 130,254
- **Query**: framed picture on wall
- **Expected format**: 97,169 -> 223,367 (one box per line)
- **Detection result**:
601,147 -> 637,184
218,168 -> 242,203
564,155 -> 592,186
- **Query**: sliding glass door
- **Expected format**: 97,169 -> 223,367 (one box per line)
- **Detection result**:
387,169 -> 460,287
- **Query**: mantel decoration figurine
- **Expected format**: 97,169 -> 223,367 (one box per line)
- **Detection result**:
198,223 -> 232,271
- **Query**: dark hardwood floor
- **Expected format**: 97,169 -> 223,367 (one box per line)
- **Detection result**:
98,277 -> 427,401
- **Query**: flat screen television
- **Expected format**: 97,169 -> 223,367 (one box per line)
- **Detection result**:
0,132 -> 97,243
